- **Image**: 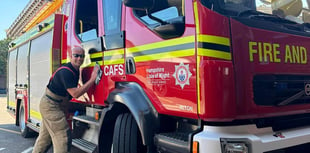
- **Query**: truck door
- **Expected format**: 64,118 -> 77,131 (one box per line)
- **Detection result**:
124,0 -> 198,118
7,49 -> 18,114
69,0 -> 125,104
16,42 -> 30,122
100,0 -> 125,100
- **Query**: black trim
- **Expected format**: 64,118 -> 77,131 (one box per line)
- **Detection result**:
198,42 -> 230,53
90,57 -> 102,62
200,0 -> 310,37
232,17 -> 310,37
253,75 -> 310,106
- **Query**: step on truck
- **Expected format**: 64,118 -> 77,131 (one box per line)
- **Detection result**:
7,0 -> 310,152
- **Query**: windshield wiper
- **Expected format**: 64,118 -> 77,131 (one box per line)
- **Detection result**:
237,10 -> 297,24
238,9 -> 262,17
277,90 -> 304,106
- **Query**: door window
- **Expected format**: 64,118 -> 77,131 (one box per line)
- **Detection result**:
102,0 -> 122,35
133,0 -> 185,39
74,0 -> 98,42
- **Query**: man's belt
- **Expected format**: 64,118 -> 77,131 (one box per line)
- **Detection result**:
45,94 -> 63,103
45,88 -> 69,103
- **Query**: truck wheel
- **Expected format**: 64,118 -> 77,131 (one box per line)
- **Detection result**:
19,104 -> 33,138
112,113 -> 146,153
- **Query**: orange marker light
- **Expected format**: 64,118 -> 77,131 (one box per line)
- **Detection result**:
192,141 -> 199,153
95,112 -> 100,120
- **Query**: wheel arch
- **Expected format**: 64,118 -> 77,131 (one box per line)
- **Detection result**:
98,82 -> 159,152
16,94 -> 28,125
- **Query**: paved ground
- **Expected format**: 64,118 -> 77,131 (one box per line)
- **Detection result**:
0,95 -> 14,124
0,95 -> 85,153
0,95 -> 37,153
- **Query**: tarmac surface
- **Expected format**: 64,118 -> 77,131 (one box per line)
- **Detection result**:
0,95 -> 85,153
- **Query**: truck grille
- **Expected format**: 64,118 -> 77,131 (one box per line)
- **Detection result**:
253,75 -> 310,106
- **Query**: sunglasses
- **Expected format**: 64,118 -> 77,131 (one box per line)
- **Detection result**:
73,54 -> 85,58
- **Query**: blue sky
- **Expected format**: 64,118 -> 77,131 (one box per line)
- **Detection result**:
0,0 -> 30,40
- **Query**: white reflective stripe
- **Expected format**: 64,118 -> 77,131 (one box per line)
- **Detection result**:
0,127 -> 20,134
21,147 -> 33,153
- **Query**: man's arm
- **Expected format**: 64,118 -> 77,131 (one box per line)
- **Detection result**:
67,66 -> 99,98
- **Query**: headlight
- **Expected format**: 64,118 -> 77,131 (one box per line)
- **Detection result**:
221,138 -> 250,153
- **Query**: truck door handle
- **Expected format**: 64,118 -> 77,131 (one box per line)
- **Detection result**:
126,57 -> 136,74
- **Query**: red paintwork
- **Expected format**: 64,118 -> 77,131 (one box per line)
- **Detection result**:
123,0 -> 198,119
63,0 -> 310,121
196,0 -> 310,121
199,61 -> 236,121
231,19 -> 310,119
195,2 -> 236,121
196,2 -> 231,39
62,15 -> 68,62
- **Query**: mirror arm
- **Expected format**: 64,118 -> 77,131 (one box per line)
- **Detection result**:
146,9 -> 168,25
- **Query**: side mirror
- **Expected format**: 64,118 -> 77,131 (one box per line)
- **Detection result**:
153,17 -> 185,39
81,37 -> 104,54
123,0 -> 154,10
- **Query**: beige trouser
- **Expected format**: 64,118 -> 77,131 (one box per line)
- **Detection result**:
32,89 -> 71,153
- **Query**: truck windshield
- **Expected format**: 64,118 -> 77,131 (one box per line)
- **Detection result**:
213,0 -> 310,24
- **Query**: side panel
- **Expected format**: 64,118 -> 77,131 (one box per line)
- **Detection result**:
124,0 -> 198,119
231,19 -> 310,119
29,30 -> 54,123
7,49 -> 18,112
17,43 -> 30,87
195,1 -> 236,121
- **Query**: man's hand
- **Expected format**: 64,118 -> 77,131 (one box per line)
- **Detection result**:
90,65 -> 100,83
67,65 -> 101,98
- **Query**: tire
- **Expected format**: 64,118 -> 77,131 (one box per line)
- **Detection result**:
112,113 -> 146,153
19,104 -> 33,138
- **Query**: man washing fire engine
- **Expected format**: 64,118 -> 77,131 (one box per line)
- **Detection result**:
32,46 -> 100,153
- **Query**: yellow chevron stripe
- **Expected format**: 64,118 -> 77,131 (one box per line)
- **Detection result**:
197,56 -> 201,114
194,1 -> 200,34
198,48 -> 231,60
8,101 -> 16,107
128,36 -> 195,53
90,52 -> 103,58
61,58 -> 69,64
104,49 -> 124,56
194,1 -> 201,114
133,49 -> 194,62
30,109 -> 42,120
104,59 -> 124,65
198,34 -> 230,46
88,61 -> 104,67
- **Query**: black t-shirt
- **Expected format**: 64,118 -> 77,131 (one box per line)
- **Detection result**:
47,63 -> 79,97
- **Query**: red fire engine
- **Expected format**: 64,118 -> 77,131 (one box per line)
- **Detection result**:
7,0 -> 310,152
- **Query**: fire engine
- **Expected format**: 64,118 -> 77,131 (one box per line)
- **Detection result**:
6,0 -> 310,152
